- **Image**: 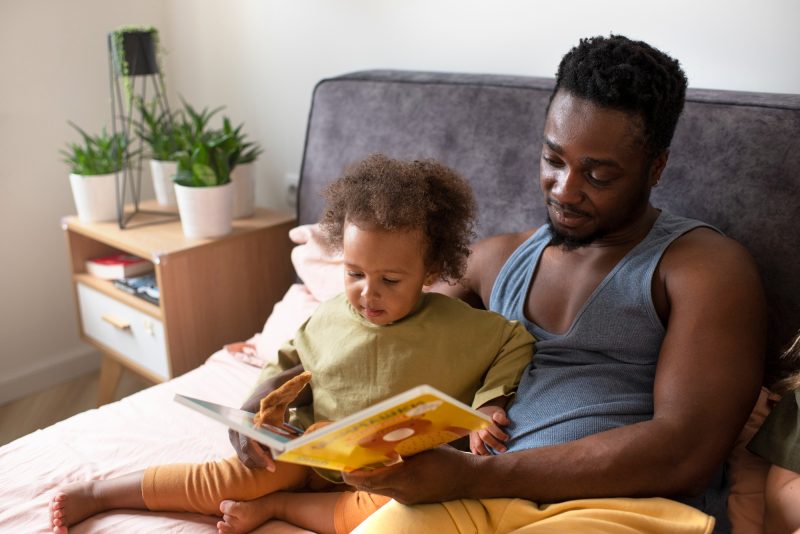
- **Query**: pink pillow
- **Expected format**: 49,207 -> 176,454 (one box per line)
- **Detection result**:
727,386 -> 781,533
228,284 -> 321,368
289,224 -> 344,303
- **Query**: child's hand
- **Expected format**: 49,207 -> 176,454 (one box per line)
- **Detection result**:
229,430 -> 277,471
470,405 -> 510,455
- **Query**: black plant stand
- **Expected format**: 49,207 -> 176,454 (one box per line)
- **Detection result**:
108,29 -> 178,229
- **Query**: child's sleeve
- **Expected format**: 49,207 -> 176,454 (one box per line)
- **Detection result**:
472,320 -> 535,410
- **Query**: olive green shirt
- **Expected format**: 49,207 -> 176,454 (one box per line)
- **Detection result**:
748,390 -> 800,473
258,292 -> 534,426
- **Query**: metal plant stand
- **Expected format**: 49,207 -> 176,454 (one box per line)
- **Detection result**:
108,29 -> 177,229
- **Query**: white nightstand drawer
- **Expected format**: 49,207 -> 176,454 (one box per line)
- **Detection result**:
77,283 -> 169,379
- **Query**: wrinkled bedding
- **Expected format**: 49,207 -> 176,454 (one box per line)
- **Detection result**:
0,350 -> 263,533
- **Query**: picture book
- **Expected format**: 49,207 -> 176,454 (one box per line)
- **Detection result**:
86,253 -> 153,280
174,385 -> 491,472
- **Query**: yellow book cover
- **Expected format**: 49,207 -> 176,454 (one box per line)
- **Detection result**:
175,385 -> 491,472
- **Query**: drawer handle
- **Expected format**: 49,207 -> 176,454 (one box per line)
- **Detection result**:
101,314 -> 131,330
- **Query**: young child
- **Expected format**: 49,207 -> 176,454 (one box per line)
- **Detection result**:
49,154 -> 535,534
747,330 -> 800,534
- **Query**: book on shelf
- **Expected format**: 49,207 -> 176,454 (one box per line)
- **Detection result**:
174,385 -> 491,472
85,253 -> 153,280
112,273 -> 160,305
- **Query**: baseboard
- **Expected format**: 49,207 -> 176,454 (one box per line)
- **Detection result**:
0,347 -> 101,405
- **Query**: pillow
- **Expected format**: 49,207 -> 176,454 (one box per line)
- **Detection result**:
289,224 -> 344,303
228,284 -> 321,368
726,386 -> 781,533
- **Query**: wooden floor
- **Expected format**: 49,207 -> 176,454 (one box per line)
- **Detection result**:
0,368 -> 152,447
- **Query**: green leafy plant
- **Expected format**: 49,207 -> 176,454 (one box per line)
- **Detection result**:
169,100 -> 263,186
135,100 -> 183,161
174,132 -> 239,187
61,122 -> 128,176
220,116 -> 263,167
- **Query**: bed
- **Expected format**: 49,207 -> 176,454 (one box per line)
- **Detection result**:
1,70 -> 799,533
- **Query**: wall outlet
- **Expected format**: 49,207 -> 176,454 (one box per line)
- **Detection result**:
284,172 -> 299,208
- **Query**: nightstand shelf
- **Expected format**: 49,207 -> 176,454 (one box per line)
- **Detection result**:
63,206 -> 296,405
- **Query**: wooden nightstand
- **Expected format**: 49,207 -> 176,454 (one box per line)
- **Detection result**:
63,205 -> 296,406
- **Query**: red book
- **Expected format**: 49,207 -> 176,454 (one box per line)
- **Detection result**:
85,253 -> 153,280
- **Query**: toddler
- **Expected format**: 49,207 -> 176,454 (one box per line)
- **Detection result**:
49,154 -> 534,534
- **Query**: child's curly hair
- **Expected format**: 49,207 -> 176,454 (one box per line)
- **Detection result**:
319,153 -> 477,283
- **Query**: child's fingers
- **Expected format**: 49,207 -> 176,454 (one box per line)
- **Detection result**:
243,438 -> 277,471
492,409 -> 510,426
485,423 -> 509,442
479,427 -> 508,453
470,432 -> 490,455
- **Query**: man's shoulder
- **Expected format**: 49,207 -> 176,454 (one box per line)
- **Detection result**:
467,228 -> 539,305
474,228 -> 538,258
664,225 -> 755,267
659,225 -> 761,287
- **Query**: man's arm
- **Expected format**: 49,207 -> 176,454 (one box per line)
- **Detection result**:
345,230 -> 766,504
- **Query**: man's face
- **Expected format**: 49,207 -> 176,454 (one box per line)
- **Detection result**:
342,221 -> 435,326
540,90 -> 664,249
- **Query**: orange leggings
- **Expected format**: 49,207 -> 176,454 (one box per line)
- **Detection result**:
141,455 -> 389,533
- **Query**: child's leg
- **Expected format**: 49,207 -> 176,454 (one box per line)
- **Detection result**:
217,490 -> 392,534
142,455 -> 309,514
48,456 -> 309,531
49,470 -> 146,532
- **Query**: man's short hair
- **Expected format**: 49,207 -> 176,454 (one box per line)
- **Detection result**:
554,34 -> 688,158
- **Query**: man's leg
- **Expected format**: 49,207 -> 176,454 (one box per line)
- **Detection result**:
352,497 -> 715,534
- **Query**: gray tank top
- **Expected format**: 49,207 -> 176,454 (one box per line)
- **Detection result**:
490,210 -> 730,531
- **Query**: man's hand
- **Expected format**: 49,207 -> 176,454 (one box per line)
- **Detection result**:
470,405 -> 510,455
342,446 -> 481,505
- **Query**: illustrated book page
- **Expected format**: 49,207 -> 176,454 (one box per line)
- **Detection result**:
175,384 -> 491,472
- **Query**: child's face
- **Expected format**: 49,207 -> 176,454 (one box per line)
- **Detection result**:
342,221 -> 436,326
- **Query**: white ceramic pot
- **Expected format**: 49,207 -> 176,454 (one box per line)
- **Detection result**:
69,172 -> 118,223
149,160 -> 178,206
230,163 -> 256,218
174,181 -> 234,239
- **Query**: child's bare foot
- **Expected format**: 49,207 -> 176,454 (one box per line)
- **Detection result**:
49,481 -> 107,533
218,496 -> 278,534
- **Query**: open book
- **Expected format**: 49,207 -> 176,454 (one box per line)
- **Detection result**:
175,385 -> 491,472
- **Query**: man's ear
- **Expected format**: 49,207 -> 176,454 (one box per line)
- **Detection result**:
649,149 -> 669,187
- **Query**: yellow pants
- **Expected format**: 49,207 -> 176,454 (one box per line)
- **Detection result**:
142,456 -> 390,534
351,496 -> 715,534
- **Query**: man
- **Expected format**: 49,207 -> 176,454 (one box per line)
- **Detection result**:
338,35 -> 766,533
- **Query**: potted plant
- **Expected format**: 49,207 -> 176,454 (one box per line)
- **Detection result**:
61,122 -> 127,223
172,122 -> 239,238
222,116 -> 263,218
108,26 -> 161,111
135,100 -> 182,206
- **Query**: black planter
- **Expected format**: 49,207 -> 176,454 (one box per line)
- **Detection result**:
108,30 -> 159,76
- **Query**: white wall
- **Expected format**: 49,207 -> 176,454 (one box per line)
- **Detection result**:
1,0 -> 798,404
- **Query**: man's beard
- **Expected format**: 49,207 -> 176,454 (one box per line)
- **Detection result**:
545,175 -> 652,251
546,218 -> 607,251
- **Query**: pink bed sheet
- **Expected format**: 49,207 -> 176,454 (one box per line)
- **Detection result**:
0,351 -> 267,533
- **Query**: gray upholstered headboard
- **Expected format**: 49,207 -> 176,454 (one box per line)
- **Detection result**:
296,69 -> 800,381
